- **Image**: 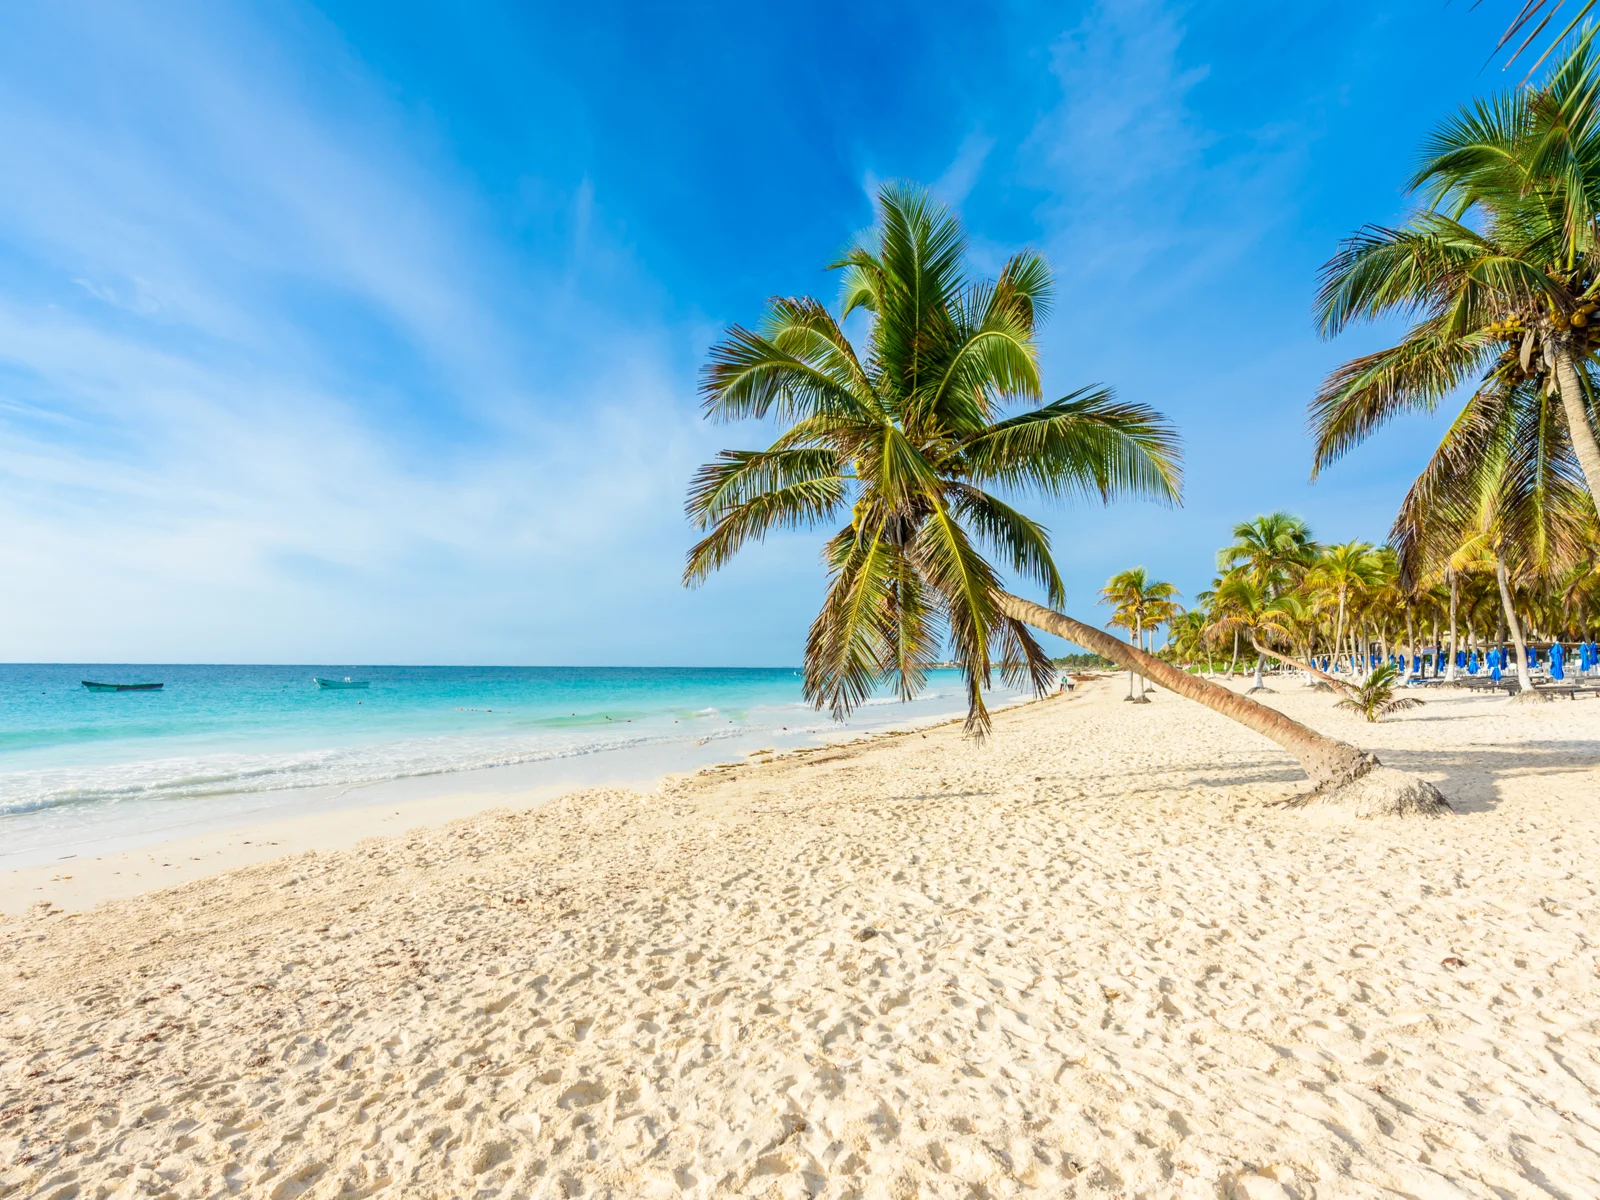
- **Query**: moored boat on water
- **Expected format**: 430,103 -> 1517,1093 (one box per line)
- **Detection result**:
314,677 -> 369,689
82,681 -> 163,691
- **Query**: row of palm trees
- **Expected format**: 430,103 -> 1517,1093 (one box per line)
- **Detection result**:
1123,514 -> 1600,698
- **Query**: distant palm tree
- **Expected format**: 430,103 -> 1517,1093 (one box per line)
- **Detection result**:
687,181 -> 1437,799
1308,541 -> 1384,675
1335,664 -> 1425,723
1206,577 -> 1290,693
1205,578 -> 1351,696
1258,591 -> 1353,693
1313,35 -> 1600,504
1100,567 -> 1180,701
1165,610 -> 1213,673
1217,512 -> 1316,598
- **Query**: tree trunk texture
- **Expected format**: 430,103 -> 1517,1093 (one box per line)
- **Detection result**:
997,593 -> 1375,788
1552,341 -> 1600,503
1250,636 -> 1356,698
998,593 -> 1450,816
1126,617 -> 1146,702
1495,554 -> 1543,700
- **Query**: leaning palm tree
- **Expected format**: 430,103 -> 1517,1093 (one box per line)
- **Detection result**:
1313,35 -> 1600,503
685,182 -> 1447,811
1260,591 -> 1354,693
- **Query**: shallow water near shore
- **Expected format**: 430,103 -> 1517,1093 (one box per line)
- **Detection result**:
0,664 -> 1028,865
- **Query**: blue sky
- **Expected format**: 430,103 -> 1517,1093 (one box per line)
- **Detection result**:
0,1 -> 1521,664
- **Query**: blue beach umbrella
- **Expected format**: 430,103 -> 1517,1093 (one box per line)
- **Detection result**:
1412,654 -> 1421,674
1489,648 -> 1502,682
1468,650 -> 1479,675
1551,642 -> 1565,681
1528,645 -> 1538,669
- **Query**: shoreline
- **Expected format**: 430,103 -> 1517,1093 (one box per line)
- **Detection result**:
0,664 -> 1039,873
0,689 -> 1052,917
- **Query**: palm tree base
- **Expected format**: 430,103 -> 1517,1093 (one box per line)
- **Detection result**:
1291,762 -> 1452,819
1123,694 -> 1152,704
1246,685 -> 1276,694
1509,688 -> 1553,704
1304,680 -> 1334,692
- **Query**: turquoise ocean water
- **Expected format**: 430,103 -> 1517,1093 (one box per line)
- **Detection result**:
0,664 -> 1028,866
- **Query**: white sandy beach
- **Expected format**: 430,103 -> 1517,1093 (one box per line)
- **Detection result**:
3,677 -> 1599,1198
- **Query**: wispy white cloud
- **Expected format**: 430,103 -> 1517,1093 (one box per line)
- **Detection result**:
1023,0 -> 1224,289
0,2 -> 802,664
932,131 -> 995,208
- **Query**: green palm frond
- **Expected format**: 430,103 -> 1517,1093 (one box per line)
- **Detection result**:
963,388 -> 1182,503
700,322 -> 874,425
945,483 -> 1065,606
910,497 -> 1004,735
1309,327 -> 1496,476
1316,35 -> 1600,503
1495,3 -> 1598,76
687,182 -> 1184,732
682,449 -> 848,586
804,520 -> 900,720
1333,664 -> 1424,723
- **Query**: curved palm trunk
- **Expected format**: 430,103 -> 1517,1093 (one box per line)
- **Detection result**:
1551,343 -> 1600,502
998,593 -> 1374,788
1494,554 -> 1537,695
1249,635 -> 1356,698
1227,629 -> 1241,677
1249,643 -> 1267,692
